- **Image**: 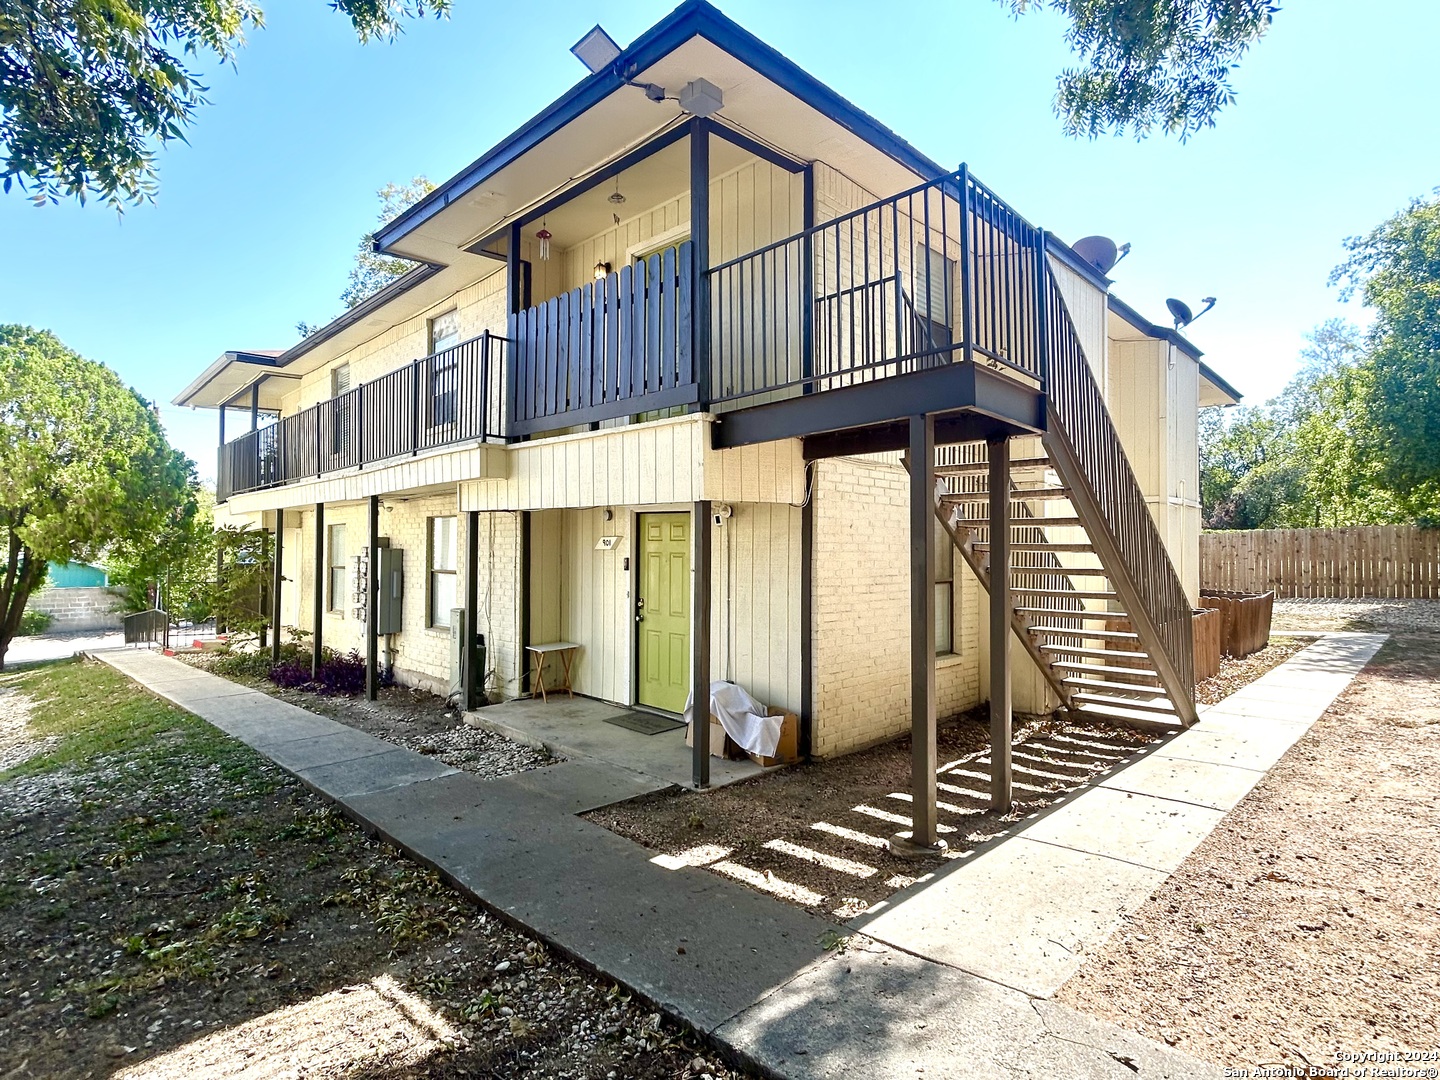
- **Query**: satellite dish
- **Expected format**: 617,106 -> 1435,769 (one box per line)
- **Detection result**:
1073,235 -> 1120,274
1166,298 -> 1193,329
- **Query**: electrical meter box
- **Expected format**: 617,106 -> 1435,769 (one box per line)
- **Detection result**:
374,546 -> 404,634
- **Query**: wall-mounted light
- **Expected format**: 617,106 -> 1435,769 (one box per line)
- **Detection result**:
570,25 -> 622,74
593,261 -> 612,280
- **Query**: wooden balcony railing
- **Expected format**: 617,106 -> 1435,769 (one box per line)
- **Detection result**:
508,241 -> 697,435
217,332 -> 506,501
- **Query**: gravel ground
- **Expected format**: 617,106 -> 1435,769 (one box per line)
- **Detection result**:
1058,608 -> 1440,1068
0,660 -> 750,1079
176,651 -> 555,780
1273,596 -> 1440,633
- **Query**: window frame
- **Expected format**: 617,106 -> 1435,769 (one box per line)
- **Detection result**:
327,523 -> 347,615
426,311 -> 462,430
427,515 -> 459,629
935,518 -> 955,656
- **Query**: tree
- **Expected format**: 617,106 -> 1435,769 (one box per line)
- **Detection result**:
1001,0 -> 1277,139
1333,191 -> 1440,517
1,0 -> 449,209
107,485 -> 216,619
339,176 -> 435,309
0,325 -> 193,669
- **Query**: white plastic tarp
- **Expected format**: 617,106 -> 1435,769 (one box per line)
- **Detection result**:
682,680 -> 780,757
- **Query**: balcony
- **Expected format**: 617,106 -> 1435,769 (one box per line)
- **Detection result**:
217,167 -> 1051,502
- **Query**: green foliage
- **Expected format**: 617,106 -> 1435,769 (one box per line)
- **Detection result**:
0,0 -> 449,209
1201,318 -> 1439,530
1002,0 -> 1276,139
339,177 -> 435,310
17,609 -> 51,636
107,474 -> 215,618
209,525 -> 272,641
0,325 -> 194,669
1332,191 -> 1440,517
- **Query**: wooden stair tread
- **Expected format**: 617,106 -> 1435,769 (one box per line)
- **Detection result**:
950,517 -> 1086,529
1071,692 -> 1178,715
1064,676 -> 1171,696
1029,626 -> 1140,640
1012,588 -> 1118,600
1051,660 -> 1159,679
1015,607 -> 1130,620
1072,702 -> 1185,732
935,457 -> 1050,474
1041,644 -> 1154,662
941,488 -> 1073,501
971,542 -> 1095,553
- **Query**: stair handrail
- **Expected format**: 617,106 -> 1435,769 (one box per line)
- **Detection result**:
1039,267 -> 1197,724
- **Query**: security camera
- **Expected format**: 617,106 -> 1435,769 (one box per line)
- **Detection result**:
713,504 -> 733,526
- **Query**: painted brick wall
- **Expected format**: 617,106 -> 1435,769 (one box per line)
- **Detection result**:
809,455 -> 981,759
285,497 -> 524,701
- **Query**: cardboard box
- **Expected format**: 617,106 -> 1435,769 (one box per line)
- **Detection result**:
748,707 -> 800,767
685,715 -> 743,760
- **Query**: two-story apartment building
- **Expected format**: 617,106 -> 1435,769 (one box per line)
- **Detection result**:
177,1 -> 1238,846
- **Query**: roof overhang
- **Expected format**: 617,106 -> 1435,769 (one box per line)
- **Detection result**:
1106,295 -> 1241,406
173,350 -> 296,410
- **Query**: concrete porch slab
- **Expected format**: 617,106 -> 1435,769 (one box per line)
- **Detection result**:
467,695 -> 764,791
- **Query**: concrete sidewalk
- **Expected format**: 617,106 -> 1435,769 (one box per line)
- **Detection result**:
93,648 -> 1253,1078
853,633 -> 1387,999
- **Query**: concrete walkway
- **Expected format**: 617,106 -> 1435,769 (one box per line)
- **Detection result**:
853,632 -> 1387,999
90,641 -> 1389,1078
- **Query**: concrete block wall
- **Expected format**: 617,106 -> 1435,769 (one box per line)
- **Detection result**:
26,586 -> 123,632
809,455 -> 981,759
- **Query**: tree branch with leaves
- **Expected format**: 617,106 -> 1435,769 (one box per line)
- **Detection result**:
0,0 -> 449,208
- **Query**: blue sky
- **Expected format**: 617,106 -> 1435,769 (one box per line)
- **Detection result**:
3,0 -> 1437,481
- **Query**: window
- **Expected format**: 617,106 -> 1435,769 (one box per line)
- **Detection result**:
427,311 -> 461,428
327,524 -> 347,614
330,364 -> 352,455
935,519 -> 954,656
428,516 -> 458,627
912,242 -> 956,353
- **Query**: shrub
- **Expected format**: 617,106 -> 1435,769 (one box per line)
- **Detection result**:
18,609 -> 53,636
268,649 -> 373,696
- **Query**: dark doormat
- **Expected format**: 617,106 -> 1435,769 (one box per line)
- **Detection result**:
604,711 -> 685,736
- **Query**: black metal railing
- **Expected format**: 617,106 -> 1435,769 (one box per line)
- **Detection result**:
706,166 -> 1043,406
217,331 -> 506,501
508,241 -> 696,435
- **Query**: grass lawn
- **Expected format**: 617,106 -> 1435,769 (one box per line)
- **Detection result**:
0,659 -> 741,1079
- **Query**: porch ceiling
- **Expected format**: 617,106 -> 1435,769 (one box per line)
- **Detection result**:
379,33 -> 924,266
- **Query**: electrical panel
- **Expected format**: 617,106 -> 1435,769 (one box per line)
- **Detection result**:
374,547 -> 404,635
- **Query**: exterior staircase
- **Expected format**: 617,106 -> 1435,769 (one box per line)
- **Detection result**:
912,263 -> 1200,733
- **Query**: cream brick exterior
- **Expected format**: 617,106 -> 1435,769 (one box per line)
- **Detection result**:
809,455 -> 983,759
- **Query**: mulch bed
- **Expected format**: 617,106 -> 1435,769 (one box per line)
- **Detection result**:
586,709 -> 1157,922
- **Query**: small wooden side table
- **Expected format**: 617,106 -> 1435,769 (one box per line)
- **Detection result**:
526,642 -> 580,702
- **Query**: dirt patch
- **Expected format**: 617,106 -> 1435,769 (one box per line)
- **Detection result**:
1273,596 -> 1440,634
587,710 -> 1157,921
0,660 -> 749,1079
177,651 -> 555,780
1195,637 -> 1315,706
1057,629 -> 1440,1067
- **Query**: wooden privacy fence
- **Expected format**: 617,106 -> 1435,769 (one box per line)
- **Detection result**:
1192,608 -> 1222,681
1199,590 -> 1275,659
1201,527 -> 1440,599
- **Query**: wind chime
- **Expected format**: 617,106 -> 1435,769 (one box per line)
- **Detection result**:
535,221 -> 552,261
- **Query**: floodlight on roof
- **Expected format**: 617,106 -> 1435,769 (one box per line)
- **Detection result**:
570,25 -> 622,74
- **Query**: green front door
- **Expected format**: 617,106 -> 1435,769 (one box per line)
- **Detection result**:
636,513 -> 690,714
